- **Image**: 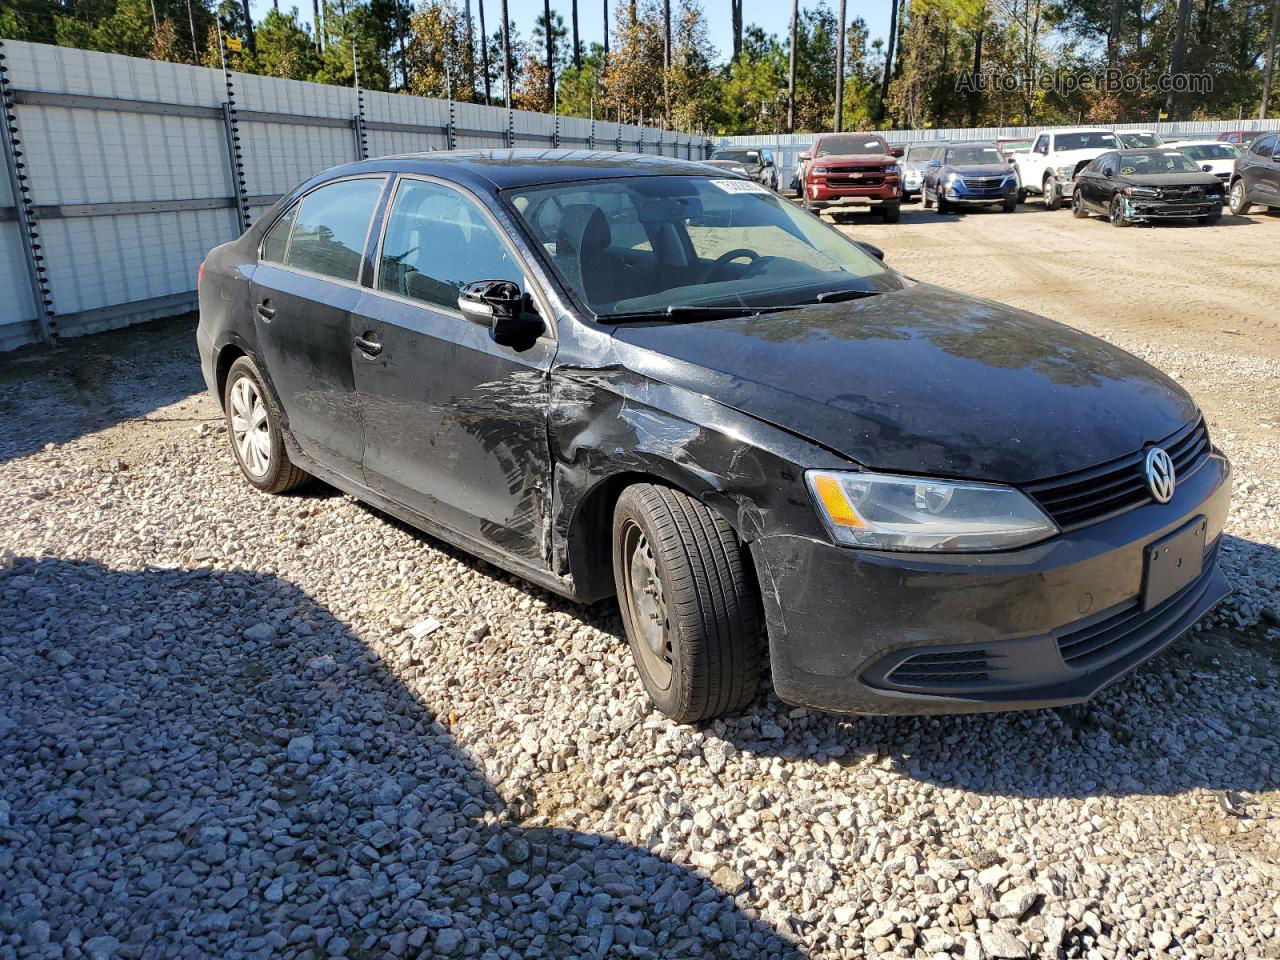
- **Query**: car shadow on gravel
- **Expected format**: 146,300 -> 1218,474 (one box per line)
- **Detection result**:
711,533 -> 1280,803
0,315 -> 205,465
0,555 -> 803,959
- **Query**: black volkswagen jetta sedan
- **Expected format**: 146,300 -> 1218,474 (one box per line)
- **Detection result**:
197,150 -> 1231,723
1071,148 -> 1225,226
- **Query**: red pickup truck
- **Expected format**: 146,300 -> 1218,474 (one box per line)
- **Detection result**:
801,133 -> 904,222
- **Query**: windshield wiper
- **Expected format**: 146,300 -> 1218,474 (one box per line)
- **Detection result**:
597,304 -> 804,324
809,288 -> 881,304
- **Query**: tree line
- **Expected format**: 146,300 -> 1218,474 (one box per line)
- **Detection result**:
2,0 -> 1277,132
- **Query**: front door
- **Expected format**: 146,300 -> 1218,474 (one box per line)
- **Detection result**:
250,176 -> 387,482
350,176 -> 556,566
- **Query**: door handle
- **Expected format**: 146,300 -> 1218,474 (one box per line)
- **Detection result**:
354,334 -> 383,357
256,301 -> 275,320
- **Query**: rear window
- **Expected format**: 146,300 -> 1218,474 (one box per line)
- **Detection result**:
285,178 -> 385,283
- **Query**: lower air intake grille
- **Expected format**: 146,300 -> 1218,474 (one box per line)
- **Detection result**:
886,649 -> 993,688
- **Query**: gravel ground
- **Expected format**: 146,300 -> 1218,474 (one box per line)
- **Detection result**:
2,211 -> 1279,960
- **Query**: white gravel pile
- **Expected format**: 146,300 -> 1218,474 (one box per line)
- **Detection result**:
1,320 -> 1277,960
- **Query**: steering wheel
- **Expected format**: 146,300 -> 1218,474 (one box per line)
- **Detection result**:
698,248 -> 760,283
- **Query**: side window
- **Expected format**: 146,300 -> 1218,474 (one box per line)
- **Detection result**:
377,179 -> 523,311
1034,135 -> 1049,155
1254,136 -> 1275,158
286,178 -> 385,283
260,205 -> 297,263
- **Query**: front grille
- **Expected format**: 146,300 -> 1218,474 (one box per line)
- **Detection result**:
886,649 -> 994,688
828,174 -> 885,187
1024,418 -> 1210,530
1160,185 -> 1207,201
961,176 -> 1006,190
1055,542 -> 1219,670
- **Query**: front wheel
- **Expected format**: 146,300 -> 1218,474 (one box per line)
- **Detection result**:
222,356 -> 311,493
881,202 -> 900,223
937,195 -> 951,215
1070,188 -> 1088,218
923,189 -> 935,209
1042,175 -> 1062,210
1228,180 -> 1252,215
1109,193 -> 1132,228
612,484 -> 763,723
1003,193 -> 1018,213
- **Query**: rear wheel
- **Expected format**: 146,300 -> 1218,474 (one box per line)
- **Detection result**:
880,202 -> 900,223
1228,179 -> 1252,215
612,484 -> 763,724
223,356 -> 310,494
1109,193 -> 1132,228
1042,175 -> 1062,210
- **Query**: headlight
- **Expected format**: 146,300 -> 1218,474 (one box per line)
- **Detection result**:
1123,186 -> 1159,197
884,164 -> 900,174
945,172 -> 961,185
812,166 -> 829,174
806,470 -> 1058,551
1054,164 -> 1075,178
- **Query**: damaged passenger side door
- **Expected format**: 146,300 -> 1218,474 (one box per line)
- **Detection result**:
350,176 -> 556,566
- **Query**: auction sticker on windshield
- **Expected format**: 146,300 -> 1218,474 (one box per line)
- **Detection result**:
710,179 -> 771,194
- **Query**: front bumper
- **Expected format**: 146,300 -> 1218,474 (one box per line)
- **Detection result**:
1124,196 -> 1223,220
807,180 -> 901,209
752,453 -> 1231,715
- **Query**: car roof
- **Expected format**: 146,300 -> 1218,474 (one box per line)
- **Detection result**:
1113,148 -> 1189,156
1173,139 -> 1235,146
1047,128 -> 1116,135
311,149 -> 719,192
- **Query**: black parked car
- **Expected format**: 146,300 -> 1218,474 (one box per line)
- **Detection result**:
1072,148 -> 1224,226
706,147 -> 780,191
198,151 -> 1231,723
1228,132 -> 1280,215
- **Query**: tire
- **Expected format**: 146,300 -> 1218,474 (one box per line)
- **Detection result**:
1003,193 -> 1018,213
1198,213 -> 1221,225
1228,179 -> 1252,216
1109,193 -> 1132,228
880,202 -> 900,223
1016,187 -> 1027,204
937,195 -> 951,215
222,355 -> 311,494
1070,188 -> 1088,218
612,484 -> 762,723
923,190 -> 934,209
1042,175 -> 1062,210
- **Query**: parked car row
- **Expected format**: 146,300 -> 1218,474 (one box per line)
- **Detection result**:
723,125 -> 1276,228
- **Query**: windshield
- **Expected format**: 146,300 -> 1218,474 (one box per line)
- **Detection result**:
816,135 -> 888,157
712,150 -> 756,164
946,145 -> 1003,165
1180,143 -> 1238,161
1056,132 -> 1119,151
1117,152 -> 1202,175
999,140 -> 1032,152
506,176 -> 899,317
1119,132 -> 1162,147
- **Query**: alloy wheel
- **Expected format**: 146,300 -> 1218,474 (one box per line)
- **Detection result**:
1043,176 -> 1056,208
1230,181 -> 1245,213
230,377 -> 272,478
621,520 -> 673,690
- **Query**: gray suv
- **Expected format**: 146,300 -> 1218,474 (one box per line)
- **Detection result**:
1228,132 -> 1280,215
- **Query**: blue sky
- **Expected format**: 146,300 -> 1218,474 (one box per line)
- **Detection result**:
249,0 -> 893,68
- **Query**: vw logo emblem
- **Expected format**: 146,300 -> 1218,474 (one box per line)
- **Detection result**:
1145,447 -> 1176,504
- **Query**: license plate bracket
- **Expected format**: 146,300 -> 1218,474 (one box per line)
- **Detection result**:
1141,516 -> 1207,611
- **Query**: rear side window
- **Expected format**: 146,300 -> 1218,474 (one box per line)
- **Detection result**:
285,178 -> 385,283
1252,136 -> 1275,158
260,205 -> 296,264
377,179 -> 524,311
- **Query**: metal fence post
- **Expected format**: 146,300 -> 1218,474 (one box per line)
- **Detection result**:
0,41 -> 56,345
217,22 -> 250,234
352,43 -> 368,160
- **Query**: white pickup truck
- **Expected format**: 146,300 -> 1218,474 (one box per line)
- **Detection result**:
1015,128 -> 1121,210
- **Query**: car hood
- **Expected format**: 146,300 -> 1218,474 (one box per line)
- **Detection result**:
1124,171 -> 1223,188
612,284 -> 1198,484
945,163 -> 1013,177
813,153 -> 894,166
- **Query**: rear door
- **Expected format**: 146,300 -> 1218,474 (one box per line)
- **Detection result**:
249,176 -> 388,482
349,176 -> 556,565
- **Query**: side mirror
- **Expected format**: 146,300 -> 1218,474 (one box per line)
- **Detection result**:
890,146 -> 904,158
458,280 -> 543,346
1103,166 -> 1116,178
928,159 -> 941,168
799,151 -> 812,161
856,241 -> 885,261
1202,164 -> 1213,172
